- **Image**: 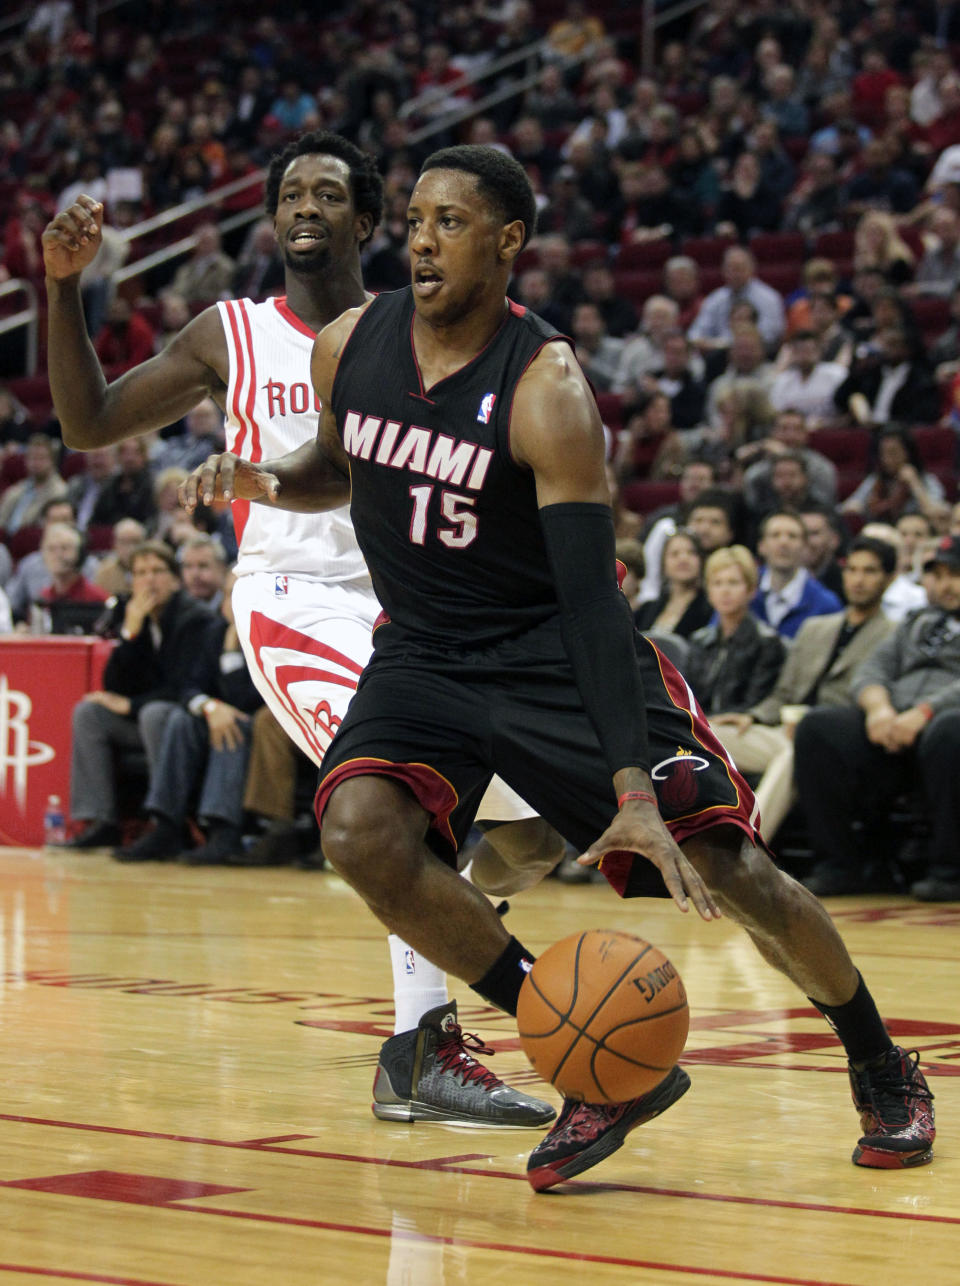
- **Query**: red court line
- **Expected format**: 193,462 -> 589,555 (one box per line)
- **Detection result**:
0,1112 -> 953,1227
151,1204 -> 858,1285
0,1267 -> 178,1285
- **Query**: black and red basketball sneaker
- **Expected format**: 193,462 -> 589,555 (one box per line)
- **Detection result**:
849,1046 -> 935,1168
373,1001 -> 556,1127
526,1064 -> 691,1191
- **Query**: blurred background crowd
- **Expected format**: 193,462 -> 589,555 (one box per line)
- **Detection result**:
2,0 -> 960,897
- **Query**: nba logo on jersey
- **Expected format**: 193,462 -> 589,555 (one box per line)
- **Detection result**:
274,575 -> 288,597
477,392 -> 497,424
404,949 -> 416,975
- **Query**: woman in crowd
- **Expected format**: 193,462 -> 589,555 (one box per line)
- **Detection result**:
634,528 -> 713,638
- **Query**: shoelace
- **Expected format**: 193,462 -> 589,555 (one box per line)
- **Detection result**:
859,1050 -> 934,1112
552,1099 -> 630,1143
436,1025 -> 503,1090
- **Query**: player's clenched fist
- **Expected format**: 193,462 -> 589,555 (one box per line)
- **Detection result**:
42,195 -> 104,280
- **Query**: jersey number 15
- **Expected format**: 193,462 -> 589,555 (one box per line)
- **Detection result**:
408,485 -> 478,549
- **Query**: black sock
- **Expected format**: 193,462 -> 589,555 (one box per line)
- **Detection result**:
809,972 -> 895,1066
471,936 -> 536,1016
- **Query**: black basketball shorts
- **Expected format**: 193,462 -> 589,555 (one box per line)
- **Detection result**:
314,617 -> 763,898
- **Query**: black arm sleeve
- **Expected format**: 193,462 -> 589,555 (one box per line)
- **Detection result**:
539,501 -> 650,776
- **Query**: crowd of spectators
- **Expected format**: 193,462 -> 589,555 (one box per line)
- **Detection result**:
1,0 -> 960,894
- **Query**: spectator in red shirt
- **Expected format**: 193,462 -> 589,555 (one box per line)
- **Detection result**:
852,46 -> 903,127
35,521 -> 108,618
94,297 -> 156,378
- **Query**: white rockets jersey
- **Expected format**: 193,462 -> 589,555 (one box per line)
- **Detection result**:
217,296 -> 369,585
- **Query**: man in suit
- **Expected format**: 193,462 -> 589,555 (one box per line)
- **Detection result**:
64,540 -> 214,848
795,533 -> 960,899
0,434 -> 67,535
833,326 -> 941,426
713,536 -> 896,841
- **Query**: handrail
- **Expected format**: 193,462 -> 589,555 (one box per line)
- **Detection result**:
0,279 -> 38,377
113,205 -> 263,285
398,37 -> 546,123
642,0 -> 711,78
117,170 -> 266,244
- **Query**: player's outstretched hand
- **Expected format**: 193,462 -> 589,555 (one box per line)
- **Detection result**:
179,452 -> 280,511
42,195 -> 104,280
579,799 -> 722,921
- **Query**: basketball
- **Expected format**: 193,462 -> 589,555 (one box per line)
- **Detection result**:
517,930 -> 689,1104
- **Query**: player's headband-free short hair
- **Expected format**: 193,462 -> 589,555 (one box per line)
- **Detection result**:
265,129 -> 384,247
420,145 -> 538,250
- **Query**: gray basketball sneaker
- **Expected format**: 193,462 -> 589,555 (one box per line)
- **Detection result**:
372,1000 -> 556,1127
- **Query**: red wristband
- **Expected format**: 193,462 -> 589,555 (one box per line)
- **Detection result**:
618,790 -> 657,809
918,702 -> 935,723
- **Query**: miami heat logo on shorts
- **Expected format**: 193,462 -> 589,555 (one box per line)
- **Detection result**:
652,748 -> 710,812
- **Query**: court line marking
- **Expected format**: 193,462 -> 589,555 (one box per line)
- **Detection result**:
0,1112 -> 952,1225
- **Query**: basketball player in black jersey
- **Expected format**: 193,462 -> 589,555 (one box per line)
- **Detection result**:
183,146 -> 934,1188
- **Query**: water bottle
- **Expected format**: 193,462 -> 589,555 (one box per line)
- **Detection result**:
43,795 -> 66,846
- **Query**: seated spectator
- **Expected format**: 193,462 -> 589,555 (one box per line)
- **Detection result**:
154,292 -> 191,353
154,398 -> 225,472
644,330 -> 707,430
668,131 -> 720,225
613,161 -> 699,244
704,323 -> 776,426
66,445 -> 117,531
662,254 -> 703,330
783,152 -> 843,236
713,150 -> 782,240
538,164 -> 598,243
834,329 -> 941,426
751,509 -> 843,639
785,260 -> 852,337
63,540 -> 214,850
90,437 -> 157,529
571,301 -> 623,393
115,572 -> 262,864
614,391 -> 674,483
769,332 -> 847,426
688,246 -> 786,353
713,535 -> 896,841
860,521 -> 929,621
636,460 -> 718,601
761,63 -> 809,138
842,135 -> 918,220
794,534 -> 960,900
612,295 -> 684,395
93,517 -> 147,598
634,529 -> 713,638
32,522 -> 108,630
0,434 -> 67,535
799,502 -> 846,600
851,209 -> 916,287
685,488 -> 738,555
910,207 -> 960,299
580,261 -> 638,339
842,425 -> 947,525
739,408 -> 839,515
169,223 -> 236,304
807,290 -> 856,368
685,545 -> 786,716
178,533 -> 228,609
93,297 -> 156,379
614,537 -> 646,612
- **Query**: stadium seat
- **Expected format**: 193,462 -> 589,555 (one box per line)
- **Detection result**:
594,391 -> 625,431
679,235 -> 735,266
614,238 -> 672,270
748,232 -> 806,265
570,240 -> 609,267
620,479 -> 680,514
813,230 -> 855,262
613,268 -> 661,306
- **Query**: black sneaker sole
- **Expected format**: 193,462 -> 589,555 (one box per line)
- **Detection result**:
853,1142 -> 934,1168
527,1065 -> 691,1191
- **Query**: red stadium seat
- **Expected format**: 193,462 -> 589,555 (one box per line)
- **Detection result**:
749,232 -> 806,264
613,268 -> 661,305
679,235 -> 735,266
570,240 -> 609,267
594,391 -> 625,431
813,230 -> 855,262
614,238 -> 672,270
620,479 -> 680,515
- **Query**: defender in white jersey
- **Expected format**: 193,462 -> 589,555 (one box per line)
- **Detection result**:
43,130 -> 559,1129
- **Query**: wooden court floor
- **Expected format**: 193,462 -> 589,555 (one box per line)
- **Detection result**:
0,845 -> 956,1286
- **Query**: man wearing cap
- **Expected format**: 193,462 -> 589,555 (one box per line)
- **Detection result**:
793,534 -> 960,900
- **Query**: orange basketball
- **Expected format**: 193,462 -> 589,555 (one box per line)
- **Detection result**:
517,930 -> 689,1104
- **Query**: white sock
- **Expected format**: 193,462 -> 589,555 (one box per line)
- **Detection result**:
388,934 -> 448,1034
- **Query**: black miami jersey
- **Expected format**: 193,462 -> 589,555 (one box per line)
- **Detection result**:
330,287 -> 572,646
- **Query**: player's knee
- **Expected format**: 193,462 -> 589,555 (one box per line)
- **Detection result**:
320,776 -> 426,893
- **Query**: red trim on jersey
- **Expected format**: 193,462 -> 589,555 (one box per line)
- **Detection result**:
407,300 -> 516,396
314,757 -> 459,854
508,298 -> 526,316
599,640 -> 766,899
248,610 -> 364,761
238,300 -> 262,463
372,608 -> 390,632
223,302 -> 251,546
273,295 -> 317,339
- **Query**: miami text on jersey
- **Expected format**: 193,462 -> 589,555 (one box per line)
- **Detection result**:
342,410 -> 494,492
